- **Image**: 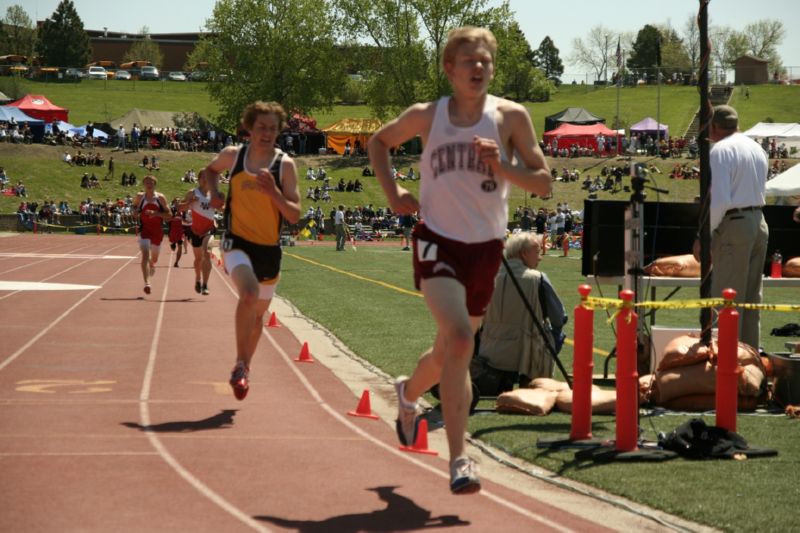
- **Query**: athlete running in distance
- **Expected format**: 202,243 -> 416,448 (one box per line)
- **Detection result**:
167,199 -> 185,268
178,172 -> 224,295
368,26 -> 552,494
133,175 -> 171,295
199,101 -> 300,400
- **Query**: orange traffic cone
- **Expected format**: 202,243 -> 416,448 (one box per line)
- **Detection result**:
266,312 -> 280,328
295,342 -> 314,363
347,389 -> 379,420
399,418 -> 438,456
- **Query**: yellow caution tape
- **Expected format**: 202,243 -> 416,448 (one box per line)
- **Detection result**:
584,296 -> 800,313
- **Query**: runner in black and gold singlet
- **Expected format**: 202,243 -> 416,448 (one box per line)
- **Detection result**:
199,102 -> 301,401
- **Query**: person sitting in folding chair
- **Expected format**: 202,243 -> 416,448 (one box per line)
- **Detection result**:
475,232 -> 567,392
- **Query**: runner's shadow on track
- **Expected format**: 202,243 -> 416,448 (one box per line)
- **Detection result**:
100,297 -> 201,303
254,485 -> 469,531
121,409 -> 237,432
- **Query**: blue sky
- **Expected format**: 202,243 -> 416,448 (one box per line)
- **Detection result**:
10,0 -> 800,77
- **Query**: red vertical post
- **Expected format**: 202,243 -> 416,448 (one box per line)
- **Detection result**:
570,285 -> 594,441
615,290 -> 639,452
716,288 -> 739,432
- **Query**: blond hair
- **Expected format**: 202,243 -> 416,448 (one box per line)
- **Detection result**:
241,101 -> 287,132
442,26 -> 497,67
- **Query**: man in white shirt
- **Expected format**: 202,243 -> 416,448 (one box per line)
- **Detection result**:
694,105 -> 768,348
334,204 -> 346,251
116,125 -> 126,151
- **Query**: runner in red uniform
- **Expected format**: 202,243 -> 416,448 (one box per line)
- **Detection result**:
167,200 -> 185,267
133,175 -> 170,294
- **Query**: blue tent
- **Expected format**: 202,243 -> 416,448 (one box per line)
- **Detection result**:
70,124 -> 109,139
52,119 -> 76,133
0,105 -> 45,142
0,105 -> 44,124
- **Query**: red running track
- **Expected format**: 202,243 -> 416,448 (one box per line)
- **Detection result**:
0,234 -> 682,532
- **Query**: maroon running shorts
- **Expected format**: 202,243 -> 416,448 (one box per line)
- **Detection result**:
412,221 -> 503,317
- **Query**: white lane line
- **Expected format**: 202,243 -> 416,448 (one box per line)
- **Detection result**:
0,452 -> 159,457
0,258 -> 136,373
0,242 -> 129,300
211,264 -> 577,532
137,253 -> 271,533
0,253 -> 136,259
0,242 -> 98,275
0,281 -> 101,291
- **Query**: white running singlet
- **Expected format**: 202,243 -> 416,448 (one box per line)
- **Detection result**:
418,95 -> 509,243
190,188 -> 216,235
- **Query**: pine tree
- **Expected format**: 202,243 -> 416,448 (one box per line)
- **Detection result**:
35,0 -> 90,68
537,36 -> 564,85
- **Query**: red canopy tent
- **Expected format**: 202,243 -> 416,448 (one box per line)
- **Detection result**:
7,94 -> 69,123
542,123 -> 621,154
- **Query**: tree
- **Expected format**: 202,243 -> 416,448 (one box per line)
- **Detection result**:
123,27 -> 165,69
202,0 -> 345,130
710,26 -> 748,71
490,21 -> 539,101
0,5 -> 37,59
627,24 -> 662,80
569,25 -> 617,82
537,36 -> 563,85
333,0 -> 427,119
681,14 -> 700,72
184,35 -> 222,73
335,0 -> 512,115
655,24 -> 691,78
742,19 -> 785,72
35,0 -> 90,68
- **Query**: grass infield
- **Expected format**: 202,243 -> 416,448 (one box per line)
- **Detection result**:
278,244 -> 797,533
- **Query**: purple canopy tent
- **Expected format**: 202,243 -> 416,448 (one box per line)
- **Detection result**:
630,117 -> 669,139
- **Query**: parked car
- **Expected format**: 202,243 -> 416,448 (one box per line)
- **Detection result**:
167,71 -> 187,82
115,69 -> 132,80
188,70 -> 207,81
64,67 -> 86,79
140,66 -> 160,80
87,66 -> 107,80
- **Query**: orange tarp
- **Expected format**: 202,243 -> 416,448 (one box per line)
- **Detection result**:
322,118 -> 383,155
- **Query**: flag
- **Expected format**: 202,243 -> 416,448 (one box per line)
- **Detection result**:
616,37 -> 622,69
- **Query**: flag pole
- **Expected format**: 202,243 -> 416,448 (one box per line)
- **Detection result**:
698,0 -> 713,345
615,37 -> 622,154
656,35 -> 662,143
615,38 -> 621,126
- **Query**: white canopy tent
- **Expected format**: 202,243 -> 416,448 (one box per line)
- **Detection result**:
766,164 -> 800,197
742,122 -> 800,139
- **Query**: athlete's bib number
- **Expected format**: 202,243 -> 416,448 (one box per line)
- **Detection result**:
416,239 -> 438,262
221,234 -> 233,252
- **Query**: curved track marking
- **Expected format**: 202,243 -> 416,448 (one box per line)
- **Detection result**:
137,253 -> 272,533
212,264 -> 578,532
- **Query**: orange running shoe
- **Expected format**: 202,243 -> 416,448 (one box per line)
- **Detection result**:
229,362 -> 249,400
